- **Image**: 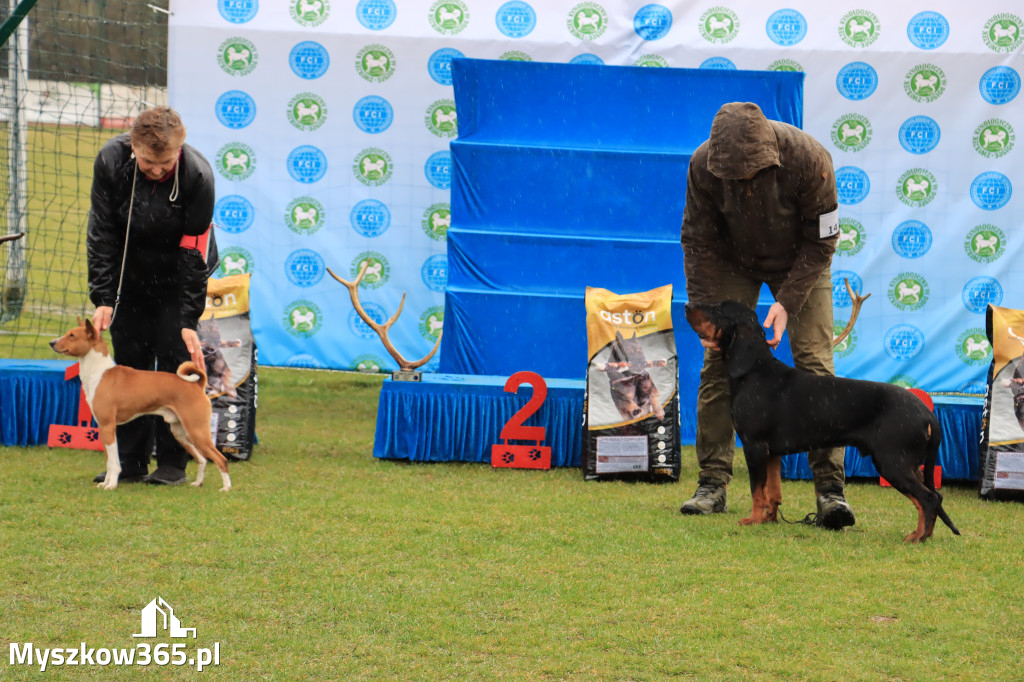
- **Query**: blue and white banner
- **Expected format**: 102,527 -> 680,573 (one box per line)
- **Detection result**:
169,1 -> 1020,394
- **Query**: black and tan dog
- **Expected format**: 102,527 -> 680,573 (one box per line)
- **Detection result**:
684,300 -> 959,543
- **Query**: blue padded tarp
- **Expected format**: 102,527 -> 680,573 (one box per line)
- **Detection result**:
442,59 -> 804,381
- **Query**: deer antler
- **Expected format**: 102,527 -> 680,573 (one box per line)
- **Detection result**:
833,278 -> 871,348
326,262 -> 442,372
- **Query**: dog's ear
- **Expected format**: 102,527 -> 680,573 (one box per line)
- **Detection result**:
84,318 -> 97,339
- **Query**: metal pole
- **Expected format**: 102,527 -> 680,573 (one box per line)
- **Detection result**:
2,0 -> 29,321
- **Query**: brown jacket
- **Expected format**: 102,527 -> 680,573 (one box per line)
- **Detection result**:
681,103 -> 838,315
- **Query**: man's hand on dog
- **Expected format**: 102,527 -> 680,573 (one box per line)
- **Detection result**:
762,302 -> 788,349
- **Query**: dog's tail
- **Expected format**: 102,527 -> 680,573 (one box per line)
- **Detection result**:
176,361 -> 208,387
924,414 -> 961,536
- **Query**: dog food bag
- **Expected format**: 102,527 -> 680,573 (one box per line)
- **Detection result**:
583,285 -> 679,482
199,273 -> 258,461
979,305 -> 1024,501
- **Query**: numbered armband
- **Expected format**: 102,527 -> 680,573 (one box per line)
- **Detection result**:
819,208 -> 839,239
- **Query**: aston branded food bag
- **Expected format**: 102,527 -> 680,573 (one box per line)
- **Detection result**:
583,285 -> 679,482
198,273 -> 257,461
979,305 -> 1024,501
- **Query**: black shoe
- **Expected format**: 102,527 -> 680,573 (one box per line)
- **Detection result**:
145,466 -> 187,486
93,471 -> 148,484
815,490 -> 856,530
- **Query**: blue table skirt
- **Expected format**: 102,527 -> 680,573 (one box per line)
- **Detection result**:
375,375 -> 983,480
0,359 -> 80,446
374,374 -> 587,468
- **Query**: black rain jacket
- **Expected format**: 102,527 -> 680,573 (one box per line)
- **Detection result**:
87,133 -> 217,331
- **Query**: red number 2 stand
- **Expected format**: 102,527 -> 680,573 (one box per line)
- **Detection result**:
491,371 -> 552,470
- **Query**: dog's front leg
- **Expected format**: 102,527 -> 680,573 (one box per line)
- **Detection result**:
739,440 -> 774,525
764,456 -> 782,522
98,431 -> 121,491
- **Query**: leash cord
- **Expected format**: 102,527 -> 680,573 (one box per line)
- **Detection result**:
109,158 -> 138,327
777,508 -> 818,526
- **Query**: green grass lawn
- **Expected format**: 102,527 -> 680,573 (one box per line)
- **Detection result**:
1,367 -> 1021,680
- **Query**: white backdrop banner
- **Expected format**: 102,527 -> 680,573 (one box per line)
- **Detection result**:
168,1 -> 1021,393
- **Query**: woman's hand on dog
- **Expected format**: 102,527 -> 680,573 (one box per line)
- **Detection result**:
181,328 -> 206,371
92,306 -> 113,333
762,302 -> 788,349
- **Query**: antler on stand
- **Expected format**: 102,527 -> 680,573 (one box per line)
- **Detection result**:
832,278 -> 871,348
327,262 -> 442,372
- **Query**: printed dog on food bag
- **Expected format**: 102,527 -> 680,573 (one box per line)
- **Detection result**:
595,330 -> 667,422
684,300 -> 958,543
50,318 -> 231,492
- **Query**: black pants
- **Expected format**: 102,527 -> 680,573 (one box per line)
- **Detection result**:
108,299 -> 190,474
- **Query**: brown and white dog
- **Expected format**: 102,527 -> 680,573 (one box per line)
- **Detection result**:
50,318 -> 231,492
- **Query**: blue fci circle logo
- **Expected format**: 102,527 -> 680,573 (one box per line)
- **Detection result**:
219,0 -> 258,23
285,249 -> 325,288
884,324 -> 925,361
971,172 -> 1012,210
425,151 -> 452,189
766,9 -> 807,46
962,276 -> 1003,313
497,1 -> 537,38
215,195 -> 255,233
287,145 -> 327,183
427,48 -> 464,86
356,0 -> 396,30
570,53 -> 604,65
634,4 -> 672,41
979,66 -> 1021,105
421,254 -> 449,292
353,95 -> 394,134
831,271 -> 863,307
350,199 -> 391,237
891,220 -> 932,258
835,166 -> 870,204
836,62 -> 878,100
215,91 -> 256,129
906,11 -> 949,49
700,57 -> 736,70
289,41 -> 329,79
898,116 -> 940,154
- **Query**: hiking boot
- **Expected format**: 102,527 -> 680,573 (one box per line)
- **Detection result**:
680,482 -> 728,515
145,466 -> 187,486
816,490 -> 856,530
93,471 -> 147,484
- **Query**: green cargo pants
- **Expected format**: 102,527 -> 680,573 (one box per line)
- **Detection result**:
693,267 -> 846,496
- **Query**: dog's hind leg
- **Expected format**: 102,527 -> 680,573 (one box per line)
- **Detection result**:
191,453 -> 208,488
167,421 -> 205,486
874,456 -> 941,543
